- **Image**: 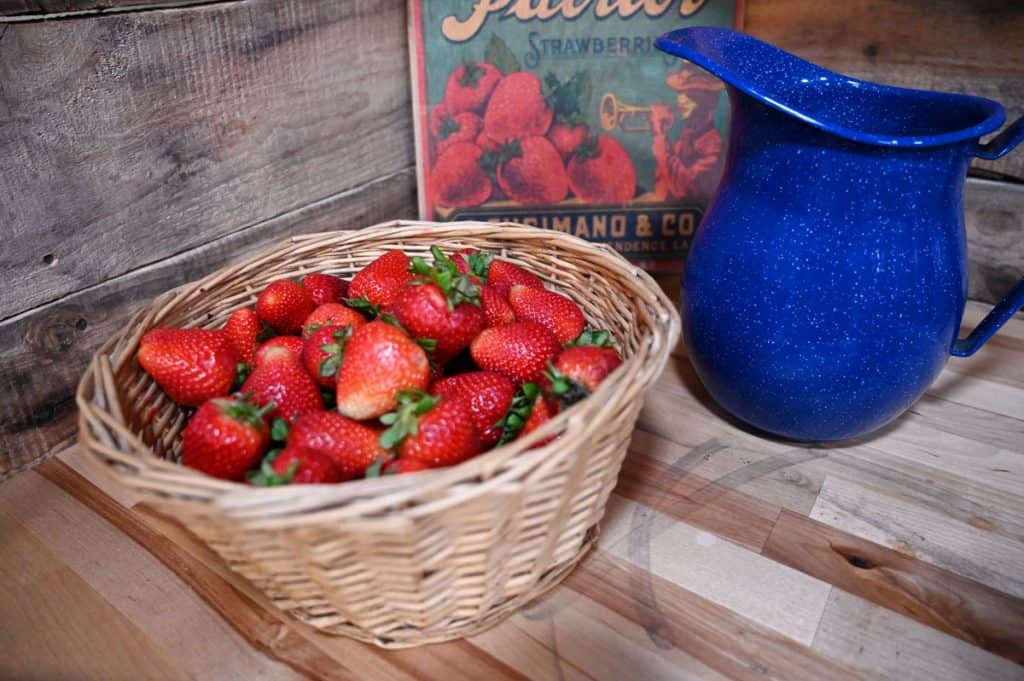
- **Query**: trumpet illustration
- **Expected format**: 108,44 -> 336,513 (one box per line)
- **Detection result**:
599,93 -> 653,133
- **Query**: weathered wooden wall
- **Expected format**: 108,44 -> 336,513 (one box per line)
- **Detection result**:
1,0 -> 1022,478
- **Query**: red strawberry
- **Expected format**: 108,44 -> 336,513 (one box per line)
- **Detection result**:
518,394 -> 559,446
383,457 -> 430,475
470,321 -> 561,385
475,131 -> 501,153
495,137 -> 568,205
335,321 -> 431,420
181,395 -> 271,480
261,446 -> 343,484
480,285 -> 516,327
428,101 -> 451,140
388,247 -> 486,364
288,410 -> 388,480
547,345 -> 623,406
484,71 -> 553,141
444,62 -> 501,114
347,250 -> 412,309
137,328 -> 239,407
436,112 -> 483,156
487,259 -> 545,299
567,135 -> 636,204
302,273 -> 349,306
255,336 -> 305,366
302,302 -> 366,339
548,122 -> 590,160
256,280 -> 315,335
431,142 -> 492,208
380,391 -> 481,468
433,371 -> 514,449
223,308 -> 260,365
301,324 -> 353,389
508,284 -> 585,344
241,346 -> 323,423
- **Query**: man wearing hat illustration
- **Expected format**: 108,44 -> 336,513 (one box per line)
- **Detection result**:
648,65 -> 725,202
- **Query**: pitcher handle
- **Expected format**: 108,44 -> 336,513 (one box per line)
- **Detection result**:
953,115 -> 1024,357
972,114 -> 1024,160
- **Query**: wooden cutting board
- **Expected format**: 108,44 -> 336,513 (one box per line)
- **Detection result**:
2,301 -> 1023,680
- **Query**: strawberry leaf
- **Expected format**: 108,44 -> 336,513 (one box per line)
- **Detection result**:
364,457 -> 386,478
458,61 -> 484,88
545,71 -> 591,120
379,390 -> 439,449
270,418 -> 291,442
344,296 -> 380,319
544,363 -> 589,407
496,382 -> 541,445
567,329 -> 613,348
484,35 -> 519,75
233,363 -> 251,389
438,115 -> 460,140
467,251 -> 492,280
415,337 -> 438,353
572,135 -> 600,161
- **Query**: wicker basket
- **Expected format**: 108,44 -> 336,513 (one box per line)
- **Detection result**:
76,220 -> 679,647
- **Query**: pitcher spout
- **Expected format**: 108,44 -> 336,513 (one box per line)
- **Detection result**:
655,27 -> 1005,149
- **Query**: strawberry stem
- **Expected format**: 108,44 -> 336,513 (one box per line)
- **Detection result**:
544,363 -> 590,407
344,296 -> 381,319
379,389 -> 440,450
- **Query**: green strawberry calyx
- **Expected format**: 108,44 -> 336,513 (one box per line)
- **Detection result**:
465,250 -> 493,280
218,393 -> 274,429
458,61 -> 485,88
572,135 -> 601,161
496,382 -> 540,445
343,296 -> 381,319
409,245 -> 482,311
317,326 -> 354,378
438,115 -> 460,141
246,448 -> 297,487
543,71 -> 592,125
378,313 -> 438,354
544,363 -> 590,408
379,389 -> 441,450
566,329 -> 614,348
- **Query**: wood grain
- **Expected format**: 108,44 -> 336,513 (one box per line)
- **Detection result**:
763,509 -> 1024,663
0,0 -> 229,17
0,170 -> 415,479
746,0 -> 1024,180
0,0 -> 412,321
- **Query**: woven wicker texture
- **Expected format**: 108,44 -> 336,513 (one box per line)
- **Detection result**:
76,220 -> 680,647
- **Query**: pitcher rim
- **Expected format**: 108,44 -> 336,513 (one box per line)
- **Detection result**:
655,27 -> 1006,150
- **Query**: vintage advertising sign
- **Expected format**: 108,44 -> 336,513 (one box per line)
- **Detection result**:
409,1 -> 742,271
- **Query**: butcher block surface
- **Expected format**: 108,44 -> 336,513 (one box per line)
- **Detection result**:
2,301 -> 1022,681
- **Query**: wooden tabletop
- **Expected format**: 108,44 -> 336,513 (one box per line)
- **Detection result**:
3,301 -> 1023,681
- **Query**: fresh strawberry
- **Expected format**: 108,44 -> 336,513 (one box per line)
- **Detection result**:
433,371 -> 514,449
241,346 -> 323,423
137,328 -> 239,407
382,457 -> 430,475
346,250 -> 413,310
256,280 -> 315,335
493,382 -> 540,445
181,394 -> 271,480
567,135 -> 636,204
248,446 -> 343,485
301,324 -> 352,389
546,345 -> 623,406
480,285 -> 516,327
470,321 -> 561,385
431,142 -> 492,208
288,410 -> 388,480
223,308 -> 261,365
335,320 -> 431,420
302,273 -> 349,306
436,112 -> 483,156
494,137 -> 568,205
518,394 -> 559,446
484,71 -> 553,141
255,336 -> 305,366
389,246 -> 486,364
302,302 -> 366,339
508,284 -> 586,344
548,122 -> 590,160
380,391 -> 481,468
487,259 -> 545,298
444,62 -> 501,114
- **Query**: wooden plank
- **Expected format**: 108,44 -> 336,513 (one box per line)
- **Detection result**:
2,468 -> 305,680
746,0 -> 1024,180
812,589 -> 1024,681
960,180 -> 1024,312
0,170 -> 415,479
0,0 -> 412,320
566,550 -> 866,681
599,495 -> 831,646
0,506 -> 186,681
810,475 -> 1024,599
763,509 -> 1024,664
0,0 -> 228,17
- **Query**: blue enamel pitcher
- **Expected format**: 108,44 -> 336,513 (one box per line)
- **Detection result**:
656,27 -> 1024,441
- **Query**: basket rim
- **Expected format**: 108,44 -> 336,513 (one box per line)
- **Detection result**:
76,220 -> 681,518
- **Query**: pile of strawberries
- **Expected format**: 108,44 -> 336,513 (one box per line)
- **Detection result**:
136,247 -> 622,485
430,62 -> 637,208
